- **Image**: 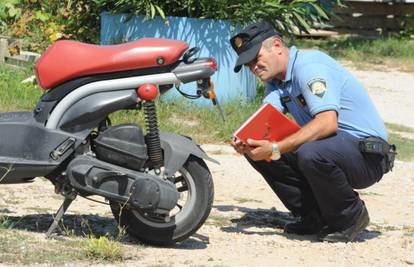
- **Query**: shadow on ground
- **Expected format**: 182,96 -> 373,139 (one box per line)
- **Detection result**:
0,212 -> 209,249
1,213 -> 119,237
214,205 -> 381,243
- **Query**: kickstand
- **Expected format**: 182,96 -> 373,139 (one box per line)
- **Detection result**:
46,193 -> 77,238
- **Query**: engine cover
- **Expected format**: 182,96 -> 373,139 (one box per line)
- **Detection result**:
94,124 -> 148,170
66,155 -> 179,213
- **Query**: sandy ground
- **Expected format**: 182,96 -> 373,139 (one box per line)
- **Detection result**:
352,68 -> 414,129
0,67 -> 413,266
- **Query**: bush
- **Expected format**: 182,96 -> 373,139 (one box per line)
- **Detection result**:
0,0 -> 102,52
99,0 -> 340,35
0,0 -> 341,52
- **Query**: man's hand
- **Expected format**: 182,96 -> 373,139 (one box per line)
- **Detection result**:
230,137 -> 253,155
245,139 -> 273,161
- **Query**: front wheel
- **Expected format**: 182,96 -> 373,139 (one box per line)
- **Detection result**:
110,155 -> 214,245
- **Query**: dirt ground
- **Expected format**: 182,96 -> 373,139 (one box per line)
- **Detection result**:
0,66 -> 413,266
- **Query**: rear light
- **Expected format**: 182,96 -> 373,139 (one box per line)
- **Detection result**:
206,58 -> 218,71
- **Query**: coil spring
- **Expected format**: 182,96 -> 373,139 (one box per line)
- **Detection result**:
143,101 -> 163,169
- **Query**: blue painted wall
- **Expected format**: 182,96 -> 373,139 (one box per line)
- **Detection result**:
101,13 -> 257,105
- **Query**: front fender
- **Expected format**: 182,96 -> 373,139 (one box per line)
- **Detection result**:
160,132 -> 219,177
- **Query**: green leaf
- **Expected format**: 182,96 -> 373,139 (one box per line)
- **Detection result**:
6,6 -> 18,18
293,12 -> 311,32
150,3 -> 155,18
309,2 -> 329,20
35,10 -> 50,22
154,5 -> 165,19
265,1 -> 281,9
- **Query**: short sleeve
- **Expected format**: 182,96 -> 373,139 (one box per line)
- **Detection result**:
263,81 -> 285,113
295,63 -> 342,116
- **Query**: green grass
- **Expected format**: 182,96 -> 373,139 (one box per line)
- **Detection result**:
0,228 -> 85,264
296,37 -> 414,71
388,133 -> 414,161
384,123 -> 414,161
0,215 -> 126,264
386,123 -> 414,133
0,65 -> 43,111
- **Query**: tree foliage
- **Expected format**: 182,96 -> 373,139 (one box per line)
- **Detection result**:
0,0 -> 102,51
98,0 -> 342,35
0,0 -> 342,52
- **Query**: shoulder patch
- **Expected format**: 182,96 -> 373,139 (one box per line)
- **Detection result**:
307,78 -> 327,98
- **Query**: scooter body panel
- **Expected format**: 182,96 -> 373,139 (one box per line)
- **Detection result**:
0,112 -> 81,183
160,132 -> 219,177
58,89 -> 137,134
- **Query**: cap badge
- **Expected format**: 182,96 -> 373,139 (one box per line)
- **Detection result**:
234,37 -> 243,49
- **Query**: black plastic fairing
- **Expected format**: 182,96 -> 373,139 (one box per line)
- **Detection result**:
94,124 -> 148,171
58,90 -> 138,133
66,155 -> 179,212
0,112 -> 81,183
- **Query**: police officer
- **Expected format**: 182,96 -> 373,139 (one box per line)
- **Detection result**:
230,21 -> 393,242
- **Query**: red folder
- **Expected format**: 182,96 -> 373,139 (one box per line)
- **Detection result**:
233,103 -> 301,143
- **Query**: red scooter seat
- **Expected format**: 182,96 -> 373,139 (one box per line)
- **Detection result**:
35,38 -> 189,89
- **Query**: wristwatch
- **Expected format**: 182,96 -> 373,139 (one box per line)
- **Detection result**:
270,142 -> 281,161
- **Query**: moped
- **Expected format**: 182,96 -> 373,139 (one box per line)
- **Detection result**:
0,38 -> 222,245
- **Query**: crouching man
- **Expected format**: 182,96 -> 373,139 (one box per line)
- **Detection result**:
230,21 -> 395,242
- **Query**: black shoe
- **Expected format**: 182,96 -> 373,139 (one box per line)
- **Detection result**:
318,205 -> 370,243
284,210 -> 324,235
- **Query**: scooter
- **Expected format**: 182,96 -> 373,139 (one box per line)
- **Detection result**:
0,38 -> 223,245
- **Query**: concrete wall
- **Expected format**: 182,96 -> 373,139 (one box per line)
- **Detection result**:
101,13 -> 257,105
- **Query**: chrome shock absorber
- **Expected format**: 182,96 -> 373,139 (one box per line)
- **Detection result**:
137,84 -> 163,173
143,100 -> 163,170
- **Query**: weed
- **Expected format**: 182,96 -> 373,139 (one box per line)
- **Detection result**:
115,225 -> 127,242
60,221 -> 76,237
4,198 -> 21,205
0,163 -> 15,183
402,225 -> 414,234
369,222 -> 400,232
0,216 -> 15,229
359,192 -> 382,196
206,214 -> 232,228
234,197 -> 263,204
84,235 -> 123,261
370,223 -> 414,236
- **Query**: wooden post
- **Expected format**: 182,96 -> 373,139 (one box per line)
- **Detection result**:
0,38 -> 9,63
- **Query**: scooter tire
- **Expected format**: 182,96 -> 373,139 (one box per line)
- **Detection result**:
110,155 -> 214,246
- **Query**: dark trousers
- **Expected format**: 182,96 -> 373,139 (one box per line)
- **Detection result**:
247,131 -> 387,230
